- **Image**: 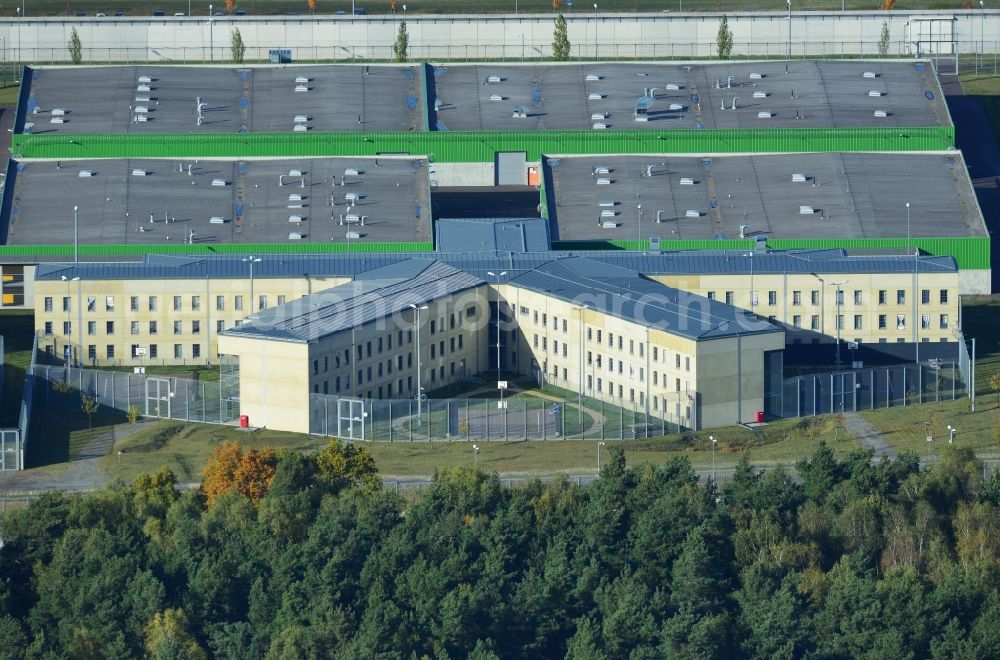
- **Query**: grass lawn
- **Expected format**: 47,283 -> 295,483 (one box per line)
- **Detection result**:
100,365 -> 222,382
0,0 -> 977,18
0,82 -> 21,108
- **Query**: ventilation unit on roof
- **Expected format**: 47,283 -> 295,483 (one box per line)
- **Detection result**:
288,215 -> 303,224
874,110 -> 889,118
137,84 -> 150,92
749,72 -> 763,79
134,115 -> 148,123
685,210 -> 701,218
344,168 -> 360,176
288,232 -> 303,240
135,106 -> 150,114
345,231 -> 362,239
293,124 -> 308,131
512,107 -> 528,118
665,83 -> 682,90
680,177 -> 694,185
792,173 -> 807,182
799,206 -> 815,215
757,111 -> 773,118
131,169 -> 148,176
135,95 -> 150,103
591,112 -> 607,120
137,75 -> 152,83
490,94 -> 503,101
592,122 -> 607,129
868,90 -> 883,97
288,193 -> 303,202
596,177 -> 612,185
343,214 -> 361,224
295,84 -> 309,92
601,221 -> 619,229
50,117 -> 65,124
599,199 -> 616,207
51,108 -> 66,116
753,90 -> 767,98
669,103 -> 684,111
487,75 -> 503,83
586,74 -> 601,81
345,192 -> 360,202
210,216 -> 225,224
78,170 -> 94,177
601,209 -> 617,217
588,93 -> 604,100
293,115 -> 308,123
212,179 -> 227,186
289,169 -> 304,177
863,71 -> 877,79
295,76 -> 309,83
595,166 -> 610,174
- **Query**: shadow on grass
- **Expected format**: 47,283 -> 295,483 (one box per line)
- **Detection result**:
0,312 -> 36,427
26,409 -> 123,468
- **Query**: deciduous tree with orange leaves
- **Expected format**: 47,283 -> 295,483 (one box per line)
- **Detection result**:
225,0 -> 234,13
307,0 -> 317,13
881,0 -> 895,10
201,441 -> 278,506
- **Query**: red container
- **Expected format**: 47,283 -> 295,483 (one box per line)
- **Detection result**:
240,414 -> 249,428
755,411 -> 765,423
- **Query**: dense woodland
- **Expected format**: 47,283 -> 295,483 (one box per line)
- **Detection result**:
1,439 -> 999,659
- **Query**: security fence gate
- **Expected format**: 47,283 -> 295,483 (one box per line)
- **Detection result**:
145,378 -> 172,419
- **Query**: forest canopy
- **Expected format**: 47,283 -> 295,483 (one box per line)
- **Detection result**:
0,439 -> 998,659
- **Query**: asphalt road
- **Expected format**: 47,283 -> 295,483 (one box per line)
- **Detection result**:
940,73 -> 1000,293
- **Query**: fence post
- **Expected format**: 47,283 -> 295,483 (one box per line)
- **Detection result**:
952,362 -> 956,400
903,368 -> 907,407
389,400 -> 393,443
886,368 -> 890,408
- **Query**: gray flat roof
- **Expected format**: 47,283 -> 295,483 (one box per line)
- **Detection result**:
546,153 -> 986,242
23,64 -> 423,134
435,217 -> 551,252
34,247 -> 957,282
431,60 -> 949,131
222,260 -> 484,343
3,157 -> 432,246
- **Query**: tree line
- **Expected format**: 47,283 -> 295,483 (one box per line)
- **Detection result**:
0,439 -> 998,658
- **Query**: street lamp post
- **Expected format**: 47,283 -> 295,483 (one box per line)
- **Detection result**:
209,4 -> 214,62
594,4 -> 598,59
242,256 -> 262,314
473,444 -> 480,467
576,304 -> 590,427
947,425 -> 956,444
981,1 -> 986,73
597,440 -> 606,472
409,303 -> 429,423
73,205 -> 79,264
830,280 -> 848,369
786,0 -> 792,61
710,435 -> 717,482
487,271 -> 507,431
61,275 -> 79,365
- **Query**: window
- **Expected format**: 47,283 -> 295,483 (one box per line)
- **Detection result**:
597,330 -> 602,343
131,321 -> 140,335
533,311 -> 539,324
854,315 -> 863,330
106,321 -> 115,335
811,291 -> 820,306
466,306 -> 476,319
106,345 -> 115,359
940,314 -> 949,329
542,338 -> 547,351
675,354 -> 681,368
533,334 -> 538,348
563,344 -> 568,358
192,344 -> 201,359
173,296 -> 182,311
192,320 -> 200,335
173,321 -> 182,335
792,315 -> 801,328
88,345 -> 96,360
258,295 -> 267,311
450,337 -> 455,353
793,291 -> 801,306
378,337 -> 384,354
878,314 -> 887,330
618,337 -> 623,350
430,320 -> 436,335
216,295 -> 225,311
149,296 -> 157,312
878,290 -> 887,305
131,344 -> 141,358
130,296 -> 139,312
921,314 -> 931,330
921,290 -> 930,304
44,297 -> 53,312
940,290 -> 949,304
458,335 -> 464,349
149,345 -> 157,358
897,290 -> 905,305
553,340 -> 558,354
835,290 -> 844,306
707,291 -> 716,300
216,320 -> 225,333
896,314 -> 906,330
174,344 -> 182,359
63,322 -> 71,336
562,319 -> 568,333
431,344 -> 436,359
629,339 -> 634,355
87,297 -> 96,312
836,315 -> 843,330
44,322 -> 52,335
63,297 -> 71,312
520,305 -> 528,316
88,321 -> 96,335
725,291 -> 733,305
685,357 -> 690,372
810,315 -> 820,331
149,321 -> 157,335
854,290 -> 862,305
235,295 -> 244,312
768,290 -> 777,306
277,295 -> 286,306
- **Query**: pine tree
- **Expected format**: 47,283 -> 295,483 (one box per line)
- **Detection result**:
68,28 -> 83,65
717,16 -> 734,60
393,21 -> 409,63
552,14 -> 571,61
231,27 -> 246,64
878,21 -> 890,57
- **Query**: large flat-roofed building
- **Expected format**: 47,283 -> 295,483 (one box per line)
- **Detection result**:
544,153 -> 989,293
1,157 -> 432,254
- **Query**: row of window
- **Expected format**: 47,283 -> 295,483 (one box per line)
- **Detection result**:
789,313 -> 949,331
705,288 -> 950,307
43,319 -> 247,337
313,360 -> 468,396
78,343 -> 202,360
546,363 -> 692,419
43,293 -> 282,314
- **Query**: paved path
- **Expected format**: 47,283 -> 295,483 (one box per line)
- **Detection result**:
843,413 -> 898,460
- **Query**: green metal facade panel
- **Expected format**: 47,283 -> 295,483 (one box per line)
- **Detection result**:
0,242 -> 434,259
767,237 -> 989,270
11,126 -> 955,162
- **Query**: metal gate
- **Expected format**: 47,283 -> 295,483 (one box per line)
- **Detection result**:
495,151 -> 527,186
337,398 -> 365,440
145,377 -> 172,418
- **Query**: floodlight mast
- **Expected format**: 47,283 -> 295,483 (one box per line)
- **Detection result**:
409,303 -> 429,424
